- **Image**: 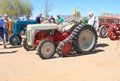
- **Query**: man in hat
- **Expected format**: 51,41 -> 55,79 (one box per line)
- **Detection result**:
88,12 -> 99,34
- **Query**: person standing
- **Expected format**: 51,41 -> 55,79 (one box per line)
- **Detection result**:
88,12 -> 99,34
8,19 -> 13,37
0,18 -> 6,48
56,15 -> 64,24
25,15 -> 31,20
3,14 -> 9,43
0,16 -> 2,43
36,13 -> 43,24
48,15 -> 56,23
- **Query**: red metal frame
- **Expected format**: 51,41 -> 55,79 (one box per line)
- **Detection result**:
99,18 -> 120,40
34,30 -> 70,47
108,24 -> 120,40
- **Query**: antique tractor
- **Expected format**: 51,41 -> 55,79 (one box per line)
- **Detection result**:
99,18 -> 120,40
108,23 -> 120,40
9,20 -> 38,45
99,18 -> 120,38
99,19 -> 114,38
23,22 -> 98,59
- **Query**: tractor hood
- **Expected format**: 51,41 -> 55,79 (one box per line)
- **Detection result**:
26,24 -> 58,46
27,24 -> 58,31
26,23 -> 73,46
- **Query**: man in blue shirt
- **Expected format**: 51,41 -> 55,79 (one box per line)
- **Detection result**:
57,15 -> 64,24
36,13 -> 43,24
0,18 -> 6,48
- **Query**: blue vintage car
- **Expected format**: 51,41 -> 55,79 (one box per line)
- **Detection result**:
9,20 -> 38,46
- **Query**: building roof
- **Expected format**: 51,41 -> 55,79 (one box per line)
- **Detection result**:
99,13 -> 120,20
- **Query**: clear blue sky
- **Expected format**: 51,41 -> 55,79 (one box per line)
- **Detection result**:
30,0 -> 120,17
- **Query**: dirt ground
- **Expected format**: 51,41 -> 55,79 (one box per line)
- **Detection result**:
0,37 -> 120,81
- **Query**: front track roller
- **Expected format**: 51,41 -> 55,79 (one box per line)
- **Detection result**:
57,42 -> 72,57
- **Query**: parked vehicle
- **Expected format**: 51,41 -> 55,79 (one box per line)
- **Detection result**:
23,22 -> 98,59
99,17 -> 120,38
9,20 -> 38,45
108,23 -> 120,40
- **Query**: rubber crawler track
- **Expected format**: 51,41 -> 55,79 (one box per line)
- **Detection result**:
57,23 -> 98,57
57,23 -> 84,57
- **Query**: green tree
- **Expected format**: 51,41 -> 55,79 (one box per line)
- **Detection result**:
0,0 -> 32,19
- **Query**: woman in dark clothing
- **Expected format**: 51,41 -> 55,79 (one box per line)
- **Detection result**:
48,15 -> 56,23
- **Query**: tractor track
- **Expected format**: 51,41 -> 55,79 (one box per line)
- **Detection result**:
57,23 -> 98,57
57,23 -> 85,57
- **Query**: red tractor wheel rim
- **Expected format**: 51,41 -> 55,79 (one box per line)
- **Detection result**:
112,34 -> 117,40
109,32 -> 117,40
46,48 -> 50,52
83,37 -> 86,41
62,43 -> 72,55
41,42 -> 55,55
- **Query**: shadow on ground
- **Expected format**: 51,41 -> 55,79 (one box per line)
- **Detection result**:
96,43 -> 109,48
8,45 -> 23,49
41,49 -> 105,60
0,51 -> 18,54
36,43 -> 109,60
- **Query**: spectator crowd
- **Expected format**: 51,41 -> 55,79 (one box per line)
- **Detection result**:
0,11 -> 99,48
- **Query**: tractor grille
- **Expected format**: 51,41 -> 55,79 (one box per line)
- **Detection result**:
26,30 -> 31,45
